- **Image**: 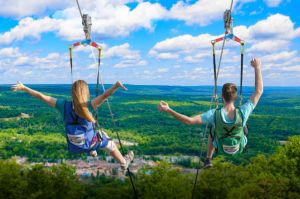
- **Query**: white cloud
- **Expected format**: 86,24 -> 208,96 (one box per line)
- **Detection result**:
248,14 -> 300,40
56,1 -> 167,40
151,34 -> 214,52
104,43 -> 140,60
233,14 -> 300,53
184,52 -> 211,63
261,51 -> 297,62
137,67 -> 170,80
169,0 -> 237,26
0,47 -> 21,57
0,47 -> 72,83
157,68 -> 169,73
281,65 -> 300,72
114,59 -> 147,68
248,40 -> 289,53
0,47 -> 68,70
153,52 -> 179,60
0,0 -> 70,18
149,33 -> 235,64
171,67 -> 210,81
264,0 -> 283,7
0,17 -> 59,44
149,34 -> 217,67
101,43 -> 147,68
0,1 -> 167,44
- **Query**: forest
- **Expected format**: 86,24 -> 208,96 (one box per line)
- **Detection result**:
0,135 -> 299,199
0,84 -> 299,164
0,84 -> 300,198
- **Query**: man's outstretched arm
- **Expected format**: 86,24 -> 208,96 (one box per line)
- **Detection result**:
250,58 -> 263,107
158,101 -> 202,125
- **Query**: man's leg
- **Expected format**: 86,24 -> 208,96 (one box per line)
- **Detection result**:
207,134 -> 215,159
203,134 -> 215,168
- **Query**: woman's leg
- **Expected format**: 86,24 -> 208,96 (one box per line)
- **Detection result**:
110,148 -> 126,164
99,130 -> 134,169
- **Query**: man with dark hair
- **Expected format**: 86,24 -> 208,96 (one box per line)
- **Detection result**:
158,58 -> 263,167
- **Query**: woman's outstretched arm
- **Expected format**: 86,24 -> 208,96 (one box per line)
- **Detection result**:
11,81 -> 57,108
91,81 -> 127,110
158,101 -> 202,125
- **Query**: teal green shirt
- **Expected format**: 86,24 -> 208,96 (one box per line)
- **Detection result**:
55,98 -> 95,117
201,100 -> 254,147
201,100 -> 255,127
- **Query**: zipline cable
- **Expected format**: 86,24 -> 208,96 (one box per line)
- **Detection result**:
89,47 -> 138,199
191,1 -> 234,198
74,1 -> 138,198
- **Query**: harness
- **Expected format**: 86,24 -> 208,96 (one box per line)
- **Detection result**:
68,1 -> 138,198
63,101 -> 109,154
211,108 -> 246,155
192,1 -> 247,198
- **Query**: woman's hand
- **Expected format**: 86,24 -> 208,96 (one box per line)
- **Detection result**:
158,101 -> 170,112
116,81 -> 128,91
11,81 -> 26,91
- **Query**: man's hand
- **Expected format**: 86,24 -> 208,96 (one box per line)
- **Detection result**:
158,101 -> 170,112
250,58 -> 263,107
116,81 -> 128,91
250,58 -> 261,69
11,81 -> 26,91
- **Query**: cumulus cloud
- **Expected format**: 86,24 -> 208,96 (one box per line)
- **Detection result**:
0,47 -> 68,70
0,47 -> 22,57
0,47 -> 72,83
137,67 -> 170,80
264,0 -> 283,7
150,13 -> 300,63
248,14 -> 300,40
261,50 -> 297,62
0,1 -> 167,44
59,1 -> 167,40
168,0 -> 237,26
0,17 -> 59,44
0,0 -> 70,18
171,67 -> 211,81
102,43 -> 147,68
114,59 -> 148,68
248,40 -> 290,53
104,43 -> 140,60
149,34 -> 216,61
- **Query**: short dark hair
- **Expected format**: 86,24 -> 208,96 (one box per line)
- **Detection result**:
222,83 -> 238,103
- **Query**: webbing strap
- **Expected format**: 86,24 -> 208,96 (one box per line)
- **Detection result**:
69,48 -> 73,83
71,1 -> 138,198
94,48 -> 101,128
239,43 -> 245,106
191,1 -> 235,198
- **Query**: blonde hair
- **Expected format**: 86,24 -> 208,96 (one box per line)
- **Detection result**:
71,80 -> 96,123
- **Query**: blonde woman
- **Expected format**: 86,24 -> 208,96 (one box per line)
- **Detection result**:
11,80 -> 134,171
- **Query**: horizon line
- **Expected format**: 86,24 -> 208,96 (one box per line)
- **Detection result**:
1,83 -> 300,88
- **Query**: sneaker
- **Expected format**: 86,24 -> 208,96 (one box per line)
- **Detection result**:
89,150 -> 98,157
203,157 -> 213,168
121,151 -> 134,171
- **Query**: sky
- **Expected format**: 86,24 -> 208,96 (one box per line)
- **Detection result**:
0,0 -> 299,86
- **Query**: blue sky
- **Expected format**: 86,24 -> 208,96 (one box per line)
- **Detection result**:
0,0 -> 299,86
